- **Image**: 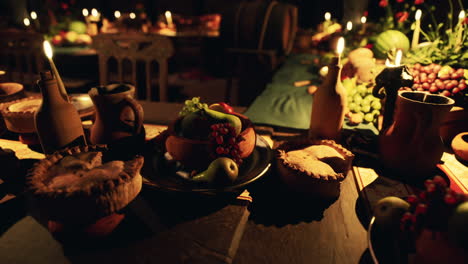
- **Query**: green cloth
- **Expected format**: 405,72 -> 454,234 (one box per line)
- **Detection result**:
244,53 -> 379,135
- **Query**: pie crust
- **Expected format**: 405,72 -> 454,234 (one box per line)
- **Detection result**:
276,139 -> 354,198
0,96 -> 41,133
28,145 -> 144,223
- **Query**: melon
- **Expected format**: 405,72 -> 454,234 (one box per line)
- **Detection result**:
69,21 -> 87,34
374,30 -> 410,59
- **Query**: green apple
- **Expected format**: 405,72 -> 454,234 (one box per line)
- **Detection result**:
191,157 -> 239,185
448,201 -> 468,250
65,31 -> 78,43
373,196 -> 410,230
204,108 -> 242,136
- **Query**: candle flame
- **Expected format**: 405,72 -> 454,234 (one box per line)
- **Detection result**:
91,8 -> 98,17
346,21 -> 352,31
114,10 -> 121,19
30,11 -> 37,20
361,16 -> 367,24
129,12 -> 136,19
336,37 -> 345,55
324,12 -> 331,21
82,8 -> 89,17
395,49 -> 403,66
385,59 -> 392,67
415,9 -> 422,20
23,18 -> 30,27
43,40 -> 53,59
459,10 -> 466,20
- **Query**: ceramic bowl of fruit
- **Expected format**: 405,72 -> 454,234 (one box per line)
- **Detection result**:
165,98 -> 256,171
369,176 -> 468,264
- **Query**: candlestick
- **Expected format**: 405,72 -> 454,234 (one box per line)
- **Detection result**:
323,12 -> 332,31
165,11 -> 174,28
360,16 -> 367,34
411,9 -> 422,49
455,10 -> 466,51
43,41 -> 68,102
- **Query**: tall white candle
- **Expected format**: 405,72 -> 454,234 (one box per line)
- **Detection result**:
411,9 -> 422,49
360,16 -> 367,34
455,10 -> 466,50
165,11 -> 174,28
43,41 -> 68,101
346,21 -> 353,32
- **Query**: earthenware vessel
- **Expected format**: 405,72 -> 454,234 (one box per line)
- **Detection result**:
309,57 -> 346,140
89,84 -> 144,144
165,114 -> 256,169
379,91 -> 454,177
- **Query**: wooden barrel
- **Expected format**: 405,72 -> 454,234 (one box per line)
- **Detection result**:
220,0 -> 297,56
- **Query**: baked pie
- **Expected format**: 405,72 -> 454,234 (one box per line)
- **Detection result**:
277,139 -> 354,198
29,145 -> 144,223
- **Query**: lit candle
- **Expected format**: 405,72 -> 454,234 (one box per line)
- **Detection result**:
43,40 -> 68,101
82,8 -> 89,17
411,9 -> 422,49
455,10 -> 466,50
385,49 -> 403,67
114,10 -> 121,19
91,8 -> 100,21
336,37 -> 345,65
360,16 -> 367,34
324,12 -> 331,21
129,12 -> 136,20
165,11 -> 174,28
346,21 -> 353,32
30,11 -> 37,20
23,18 -> 30,27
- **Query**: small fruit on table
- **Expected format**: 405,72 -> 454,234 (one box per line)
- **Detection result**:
373,196 -> 410,229
191,157 -> 239,185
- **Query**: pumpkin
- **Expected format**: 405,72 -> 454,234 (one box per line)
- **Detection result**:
374,30 -> 410,59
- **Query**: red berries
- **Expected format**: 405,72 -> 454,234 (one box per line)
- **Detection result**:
209,122 -> 244,165
409,63 -> 466,96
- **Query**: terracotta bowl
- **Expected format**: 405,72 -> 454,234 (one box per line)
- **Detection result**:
0,83 -> 25,103
165,114 -> 256,169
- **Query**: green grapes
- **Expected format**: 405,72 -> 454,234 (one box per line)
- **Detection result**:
179,97 -> 208,116
346,83 -> 382,125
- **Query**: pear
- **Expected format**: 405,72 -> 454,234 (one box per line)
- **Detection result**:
204,107 -> 242,136
179,110 -> 211,139
373,196 -> 410,230
448,201 -> 468,250
191,157 -> 239,185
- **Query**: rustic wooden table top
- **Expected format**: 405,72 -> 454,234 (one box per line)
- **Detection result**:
0,101 -> 370,264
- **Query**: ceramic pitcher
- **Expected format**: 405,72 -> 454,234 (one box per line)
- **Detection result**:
89,84 -> 144,146
379,91 -> 454,177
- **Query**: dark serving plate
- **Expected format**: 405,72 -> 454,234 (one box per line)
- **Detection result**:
142,135 -> 272,194
368,216 -> 410,264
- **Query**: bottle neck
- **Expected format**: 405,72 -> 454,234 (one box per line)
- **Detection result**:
322,59 -> 342,93
38,78 -> 66,104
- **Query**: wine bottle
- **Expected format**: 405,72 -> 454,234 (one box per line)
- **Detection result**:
34,71 -> 87,154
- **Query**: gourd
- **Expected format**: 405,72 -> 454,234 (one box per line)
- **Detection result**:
374,30 -> 410,59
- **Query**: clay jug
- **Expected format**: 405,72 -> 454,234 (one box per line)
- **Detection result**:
379,91 -> 454,177
89,84 -> 144,155
35,71 -> 86,154
309,57 -> 347,140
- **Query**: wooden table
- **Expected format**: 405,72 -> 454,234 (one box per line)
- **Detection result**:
0,101 -> 370,264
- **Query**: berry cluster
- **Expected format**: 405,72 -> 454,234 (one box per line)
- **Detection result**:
400,176 -> 467,234
407,64 -> 466,97
209,123 -> 244,165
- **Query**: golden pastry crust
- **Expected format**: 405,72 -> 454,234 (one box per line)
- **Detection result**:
277,139 -> 354,181
0,96 -> 41,133
28,145 -> 144,223
276,139 -> 354,198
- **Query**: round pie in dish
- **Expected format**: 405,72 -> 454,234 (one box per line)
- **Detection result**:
276,139 -> 354,198
28,145 -> 144,224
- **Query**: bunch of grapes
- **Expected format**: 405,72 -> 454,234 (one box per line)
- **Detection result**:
208,123 -> 245,165
179,97 -> 208,117
409,64 -> 467,97
400,176 -> 467,234
346,84 -> 382,125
